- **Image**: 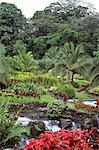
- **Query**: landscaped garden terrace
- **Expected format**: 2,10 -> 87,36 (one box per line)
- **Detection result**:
0,71 -> 99,150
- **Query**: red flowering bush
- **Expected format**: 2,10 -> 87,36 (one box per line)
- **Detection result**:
21,128 -> 99,150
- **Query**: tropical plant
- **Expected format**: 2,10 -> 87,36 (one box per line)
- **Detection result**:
0,101 -> 29,149
84,50 -> 99,87
56,84 -> 75,98
39,47 -> 59,71
19,50 -> 38,72
54,42 -> 93,83
11,51 -> 38,72
21,128 -> 98,150
0,44 -> 11,86
31,74 -> 59,88
89,62 -> 99,87
10,72 -> 59,88
6,81 -> 45,97
90,49 -> 99,87
8,41 -> 38,72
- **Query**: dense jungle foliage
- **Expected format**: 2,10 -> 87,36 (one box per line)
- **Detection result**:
0,0 -> 99,86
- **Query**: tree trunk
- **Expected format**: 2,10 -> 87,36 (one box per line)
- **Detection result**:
71,72 -> 75,83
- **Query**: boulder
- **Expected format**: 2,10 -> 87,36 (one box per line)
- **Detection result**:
28,121 -> 45,138
84,115 -> 99,129
91,115 -> 99,128
60,119 -> 72,130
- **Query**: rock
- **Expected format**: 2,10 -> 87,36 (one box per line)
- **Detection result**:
84,115 -> 99,129
91,115 -> 99,128
3,149 -> 12,150
84,118 -> 93,129
72,122 -> 81,129
19,134 -> 29,147
16,116 -> 33,126
60,119 -> 72,130
43,120 -> 61,132
28,121 -> 45,138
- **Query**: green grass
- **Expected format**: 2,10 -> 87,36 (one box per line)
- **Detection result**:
1,93 -> 54,104
39,95 -> 54,103
75,92 -> 89,100
66,102 -> 85,113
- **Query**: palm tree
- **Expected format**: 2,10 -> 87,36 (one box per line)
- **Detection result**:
88,50 -> 99,87
39,47 -> 59,71
90,61 -> 99,87
18,50 -> 38,72
54,42 -> 93,83
0,44 -> 11,86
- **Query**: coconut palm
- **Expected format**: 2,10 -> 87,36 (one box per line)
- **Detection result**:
54,42 -> 93,83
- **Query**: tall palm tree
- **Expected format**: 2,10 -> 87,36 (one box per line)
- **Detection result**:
0,44 -> 11,86
55,42 -> 93,83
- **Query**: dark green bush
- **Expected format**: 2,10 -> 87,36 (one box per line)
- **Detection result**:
56,85 -> 75,98
47,100 -> 65,118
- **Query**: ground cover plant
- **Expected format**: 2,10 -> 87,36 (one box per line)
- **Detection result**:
21,128 -> 99,150
48,84 -> 76,101
56,85 -> 75,98
10,72 -> 38,81
6,81 -> 45,97
89,86 -> 99,96
10,72 -> 60,88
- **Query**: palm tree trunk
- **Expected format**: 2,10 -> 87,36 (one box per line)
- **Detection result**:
71,72 -> 75,83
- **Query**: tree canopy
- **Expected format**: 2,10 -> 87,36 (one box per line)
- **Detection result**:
0,0 -> 99,86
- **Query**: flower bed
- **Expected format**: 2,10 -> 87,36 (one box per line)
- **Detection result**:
5,81 -> 45,98
75,100 -> 99,113
49,85 -> 75,101
21,128 -> 99,150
